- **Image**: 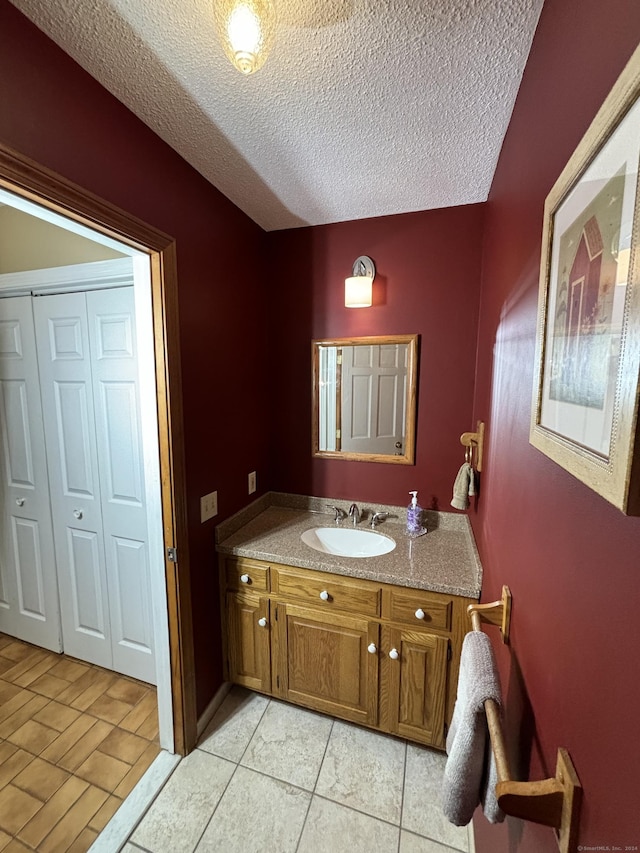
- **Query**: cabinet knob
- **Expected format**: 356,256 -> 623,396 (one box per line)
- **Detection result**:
389,648 -> 399,660
319,590 -> 330,601
258,617 -> 267,627
240,574 -> 250,584
16,498 -> 25,506
367,643 -> 377,654
73,509 -> 83,520
415,608 -> 425,620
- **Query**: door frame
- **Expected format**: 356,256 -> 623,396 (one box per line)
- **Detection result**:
0,141 -> 197,754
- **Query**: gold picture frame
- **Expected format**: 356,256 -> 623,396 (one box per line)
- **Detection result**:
530,43 -> 640,515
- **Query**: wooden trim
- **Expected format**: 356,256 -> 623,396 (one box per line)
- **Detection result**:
0,142 -> 196,754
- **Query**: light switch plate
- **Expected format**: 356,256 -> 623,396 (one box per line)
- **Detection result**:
248,471 -> 256,494
201,491 -> 218,522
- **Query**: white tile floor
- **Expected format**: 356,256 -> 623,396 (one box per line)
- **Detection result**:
121,687 -> 473,853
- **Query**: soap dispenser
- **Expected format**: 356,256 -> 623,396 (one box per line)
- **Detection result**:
407,490 -> 423,536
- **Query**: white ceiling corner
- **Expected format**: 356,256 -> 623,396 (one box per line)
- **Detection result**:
8,0 -> 544,231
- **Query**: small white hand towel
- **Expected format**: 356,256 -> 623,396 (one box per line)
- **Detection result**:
442,631 -> 504,826
451,462 -> 473,510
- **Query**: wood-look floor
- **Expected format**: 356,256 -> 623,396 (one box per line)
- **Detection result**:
0,633 -> 160,853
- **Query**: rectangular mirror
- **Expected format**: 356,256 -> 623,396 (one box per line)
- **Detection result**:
312,334 -> 418,464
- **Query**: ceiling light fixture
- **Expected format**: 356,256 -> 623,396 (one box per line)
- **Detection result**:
345,256 -> 376,308
214,0 -> 276,76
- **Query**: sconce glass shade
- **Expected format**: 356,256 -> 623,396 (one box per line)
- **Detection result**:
345,255 -> 375,307
345,276 -> 373,308
214,0 -> 276,75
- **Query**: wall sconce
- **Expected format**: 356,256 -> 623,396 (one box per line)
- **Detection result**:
345,256 -> 376,308
214,0 -> 276,76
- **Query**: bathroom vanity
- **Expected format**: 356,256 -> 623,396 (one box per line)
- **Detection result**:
216,495 -> 481,750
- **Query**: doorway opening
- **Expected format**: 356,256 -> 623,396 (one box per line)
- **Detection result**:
0,142 -> 196,757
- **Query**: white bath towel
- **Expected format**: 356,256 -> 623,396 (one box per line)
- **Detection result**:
451,462 -> 474,510
442,631 -> 504,826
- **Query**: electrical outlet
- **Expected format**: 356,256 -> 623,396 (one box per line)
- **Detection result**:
248,471 -> 257,494
200,490 -> 218,522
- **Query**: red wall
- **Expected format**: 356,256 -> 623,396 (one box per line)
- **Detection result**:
0,1 -> 270,714
267,206 -> 485,509
472,0 -> 640,849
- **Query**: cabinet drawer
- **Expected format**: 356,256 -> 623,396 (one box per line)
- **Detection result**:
383,587 -> 452,631
272,567 -> 381,616
225,558 -> 269,592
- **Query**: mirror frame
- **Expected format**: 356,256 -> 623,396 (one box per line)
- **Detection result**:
312,334 -> 419,465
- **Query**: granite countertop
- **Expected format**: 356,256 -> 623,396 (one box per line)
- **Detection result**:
216,493 -> 482,599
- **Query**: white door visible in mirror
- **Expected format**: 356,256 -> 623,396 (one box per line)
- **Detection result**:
312,334 -> 418,464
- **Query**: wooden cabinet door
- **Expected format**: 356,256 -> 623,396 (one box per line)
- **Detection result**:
382,625 -> 449,748
274,602 -> 379,727
226,591 -> 271,693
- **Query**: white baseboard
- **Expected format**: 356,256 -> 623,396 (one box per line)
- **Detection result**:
196,681 -> 232,740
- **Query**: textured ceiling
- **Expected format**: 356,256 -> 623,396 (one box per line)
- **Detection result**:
9,0 -> 544,231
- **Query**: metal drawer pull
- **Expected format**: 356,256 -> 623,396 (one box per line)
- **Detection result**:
415,608 -> 425,620
240,574 -> 250,584
258,617 -> 267,627
74,509 -> 83,520
16,498 -> 25,506
319,590 -> 330,601
367,643 -> 377,654
389,648 -> 399,660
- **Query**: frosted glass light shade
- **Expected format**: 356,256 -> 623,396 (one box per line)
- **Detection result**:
345,275 -> 373,308
214,0 -> 276,75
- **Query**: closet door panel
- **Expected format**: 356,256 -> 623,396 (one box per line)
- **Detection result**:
87,288 -> 155,683
34,292 -> 112,670
12,516 -> 46,618
110,536 -> 154,681
99,381 -> 143,512
67,527 -> 107,639
0,296 -> 61,650
53,380 -> 96,497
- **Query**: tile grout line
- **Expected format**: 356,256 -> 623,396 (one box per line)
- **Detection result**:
293,717 -> 336,853
397,738 -> 408,853
235,694 -> 271,768
310,792 -> 407,833
187,756 -> 240,852
184,691 -> 272,853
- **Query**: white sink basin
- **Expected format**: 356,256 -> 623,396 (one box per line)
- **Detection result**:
301,526 -> 396,558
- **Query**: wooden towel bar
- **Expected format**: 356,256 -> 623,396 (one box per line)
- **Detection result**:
468,587 -> 582,853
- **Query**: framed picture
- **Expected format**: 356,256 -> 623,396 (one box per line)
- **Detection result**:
530,44 -> 640,515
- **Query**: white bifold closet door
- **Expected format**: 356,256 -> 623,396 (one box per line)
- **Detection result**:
33,287 -> 155,684
0,296 -> 62,651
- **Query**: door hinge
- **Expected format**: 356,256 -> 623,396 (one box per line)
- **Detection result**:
336,353 -> 342,365
166,547 -> 178,563
336,429 -> 341,440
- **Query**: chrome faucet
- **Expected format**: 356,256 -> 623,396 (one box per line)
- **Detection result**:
370,511 -> 388,528
326,505 -> 347,523
348,503 -> 361,526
